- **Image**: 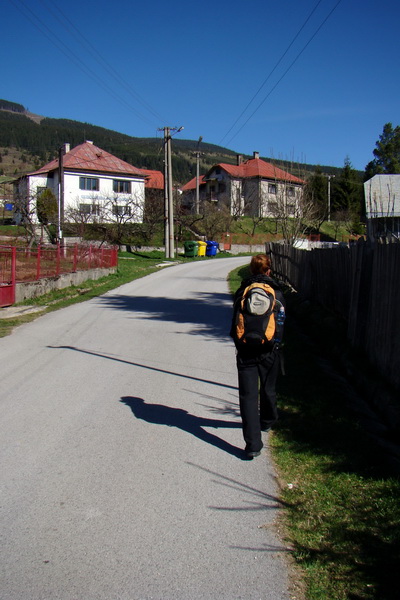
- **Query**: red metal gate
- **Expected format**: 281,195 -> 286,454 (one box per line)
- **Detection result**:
0,246 -> 16,308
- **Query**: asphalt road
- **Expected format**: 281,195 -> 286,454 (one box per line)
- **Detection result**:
1,257 -> 292,600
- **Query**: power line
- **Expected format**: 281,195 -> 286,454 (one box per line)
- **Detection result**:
37,0 -> 165,123
222,0 -> 343,148
219,0 -> 324,146
8,0 -> 162,129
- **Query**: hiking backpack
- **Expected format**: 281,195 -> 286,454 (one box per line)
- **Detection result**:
233,282 -> 283,350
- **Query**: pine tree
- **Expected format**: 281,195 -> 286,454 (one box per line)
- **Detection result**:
365,122 -> 400,178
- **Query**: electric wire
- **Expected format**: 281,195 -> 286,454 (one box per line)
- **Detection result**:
37,0 -> 165,124
222,0 -> 343,149
219,0 -> 324,146
8,0 -> 161,129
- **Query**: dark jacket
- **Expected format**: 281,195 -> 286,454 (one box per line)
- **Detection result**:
230,273 -> 285,355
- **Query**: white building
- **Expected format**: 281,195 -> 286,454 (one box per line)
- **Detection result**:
14,141 -> 147,225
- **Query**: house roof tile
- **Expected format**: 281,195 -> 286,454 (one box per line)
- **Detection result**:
140,168 -> 164,189
180,175 -> 206,191
209,157 -> 305,184
29,141 -> 146,178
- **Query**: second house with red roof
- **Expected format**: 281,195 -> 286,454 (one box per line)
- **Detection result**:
181,151 -> 305,217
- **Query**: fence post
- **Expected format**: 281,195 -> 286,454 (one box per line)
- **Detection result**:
11,246 -> 16,305
73,244 -> 78,272
56,243 -> 61,276
36,245 -> 41,280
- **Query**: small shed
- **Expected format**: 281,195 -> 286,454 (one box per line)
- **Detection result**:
364,174 -> 400,241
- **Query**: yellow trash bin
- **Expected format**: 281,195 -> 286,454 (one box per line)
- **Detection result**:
197,241 -> 207,256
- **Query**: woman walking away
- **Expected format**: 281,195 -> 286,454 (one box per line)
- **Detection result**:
230,254 -> 285,460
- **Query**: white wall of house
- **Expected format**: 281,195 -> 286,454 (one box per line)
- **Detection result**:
19,171 -> 146,223
260,180 -> 302,218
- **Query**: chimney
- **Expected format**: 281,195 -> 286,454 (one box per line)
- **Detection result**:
64,143 -> 70,153
253,151 -> 259,160
237,154 -> 243,166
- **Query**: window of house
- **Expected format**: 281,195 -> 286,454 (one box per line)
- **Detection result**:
113,180 -> 131,194
268,184 -> 277,194
287,201 -> 296,215
79,203 -> 92,214
79,203 -> 101,215
112,204 -> 132,216
79,177 -> 99,191
287,186 -> 295,197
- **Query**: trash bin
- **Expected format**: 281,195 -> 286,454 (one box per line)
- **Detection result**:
184,240 -> 198,257
206,241 -> 218,256
197,241 -> 207,256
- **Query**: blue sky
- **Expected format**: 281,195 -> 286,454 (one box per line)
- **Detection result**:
3,0 -> 399,172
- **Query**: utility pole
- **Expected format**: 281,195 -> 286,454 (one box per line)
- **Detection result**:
327,175 -> 335,222
58,145 -> 65,244
167,129 -> 174,258
159,126 -> 184,259
194,136 -> 203,215
163,130 -> 169,257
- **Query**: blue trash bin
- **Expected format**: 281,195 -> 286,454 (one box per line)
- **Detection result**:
206,241 -> 218,256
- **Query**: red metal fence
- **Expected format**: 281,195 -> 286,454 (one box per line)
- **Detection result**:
0,244 -> 118,308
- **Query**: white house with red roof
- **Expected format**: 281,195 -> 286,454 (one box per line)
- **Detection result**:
181,152 -> 305,217
14,141 -> 152,224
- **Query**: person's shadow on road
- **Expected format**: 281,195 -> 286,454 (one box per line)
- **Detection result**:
120,396 -> 246,460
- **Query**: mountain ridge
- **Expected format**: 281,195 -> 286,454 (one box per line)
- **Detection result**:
0,99 -> 342,183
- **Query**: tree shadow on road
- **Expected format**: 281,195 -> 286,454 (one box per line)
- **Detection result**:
97,292 -> 233,341
120,396 -> 246,460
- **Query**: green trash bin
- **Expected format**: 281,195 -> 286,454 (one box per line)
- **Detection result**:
184,240 -> 198,257
197,241 -> 207,256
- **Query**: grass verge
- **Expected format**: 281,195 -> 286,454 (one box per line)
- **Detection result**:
229,264 -> 400,600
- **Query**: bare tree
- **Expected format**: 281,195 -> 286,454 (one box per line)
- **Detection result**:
201,203 -> 232,241
270,184 -> 318,245
13,185 -> 41,246
64,197 -> 106,242
101,192 -> 144,247
36,188 -> 58,243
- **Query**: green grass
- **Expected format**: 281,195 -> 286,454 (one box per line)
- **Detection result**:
229,266 -> 400,600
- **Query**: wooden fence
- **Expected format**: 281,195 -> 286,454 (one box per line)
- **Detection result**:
266,240 -> 400,393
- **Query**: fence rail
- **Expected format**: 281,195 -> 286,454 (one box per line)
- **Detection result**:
0,243 -> 118,307
266,240 -> 400,393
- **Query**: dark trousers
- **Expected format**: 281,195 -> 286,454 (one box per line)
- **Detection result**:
237,350 -> 280,452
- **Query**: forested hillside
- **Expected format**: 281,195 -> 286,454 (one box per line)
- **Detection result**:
0,99 -> 341,184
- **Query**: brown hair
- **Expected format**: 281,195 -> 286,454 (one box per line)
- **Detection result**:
249,253 -> 272,275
